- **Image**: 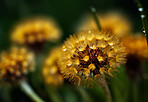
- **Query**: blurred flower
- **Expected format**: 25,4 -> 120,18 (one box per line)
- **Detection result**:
79,12 -> 132,38
58,30 -> 126,87
0,47 -> 34,83
122,34 -> 148,81
122,34 -> 148,58
11,17 -> 62,51
42,47 -> 63,86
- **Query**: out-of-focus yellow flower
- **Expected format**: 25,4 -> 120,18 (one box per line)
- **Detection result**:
42,48 -> 64,86
122,34 -> 148,80
79,12 -> 132,38
122,34 -> 148,59
11,17 -> 62,49
58,30 -> 126,87
0,47 -> 34,82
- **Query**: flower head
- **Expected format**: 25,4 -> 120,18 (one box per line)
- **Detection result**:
122,34 -> 148,80
0,47 -> 34,82
58,30 -> 126,87
122,34 -> 148,58
11,17 -> 62,51
43,48 -> 64,86
79,12 -> 132,38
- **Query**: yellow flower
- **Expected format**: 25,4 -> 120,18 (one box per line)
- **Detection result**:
58,30 -> 126,87
122,34 -> 148,80
42,48 -> 64,86
11,17 -> 62,50
0,47 -> 34,82
122,34 -> 148,58
79,12 -> 132,38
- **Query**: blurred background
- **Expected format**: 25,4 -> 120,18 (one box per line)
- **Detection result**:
0,0 -> 148,102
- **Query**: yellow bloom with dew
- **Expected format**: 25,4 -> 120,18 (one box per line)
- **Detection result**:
11,17 -> 62,50
79,12 -> 132,38
0,47 -> 34,82
58,30 -> 126,87
43,48 -> 64,86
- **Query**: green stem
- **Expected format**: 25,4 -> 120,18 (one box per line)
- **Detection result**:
132,83 -> 138,102
46,86 -> 62,102
77,87 -> 93,102
136,0 -> 148,45
90,7 -> 102,31
98,77 -> 112,102
20,80 -> 44,102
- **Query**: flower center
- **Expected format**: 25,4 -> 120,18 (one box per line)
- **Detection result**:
76,45 -> 109,77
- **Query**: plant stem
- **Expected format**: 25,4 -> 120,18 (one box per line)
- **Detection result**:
77,87 -> 93,102
90,7 -> 102,31
98,77 -> 112,102
46,86 -> 62,102
136,0 -> 148,45
132,83 -> 138,102
20,80 -> 44,102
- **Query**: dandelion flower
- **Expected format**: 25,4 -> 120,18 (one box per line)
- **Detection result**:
0,47 -> 34,82
11,17 -> 62,51
122,34 -> 148,80
122,34 -> 148,58
43,48 -> 63,86
79,12 -> 132,38
58,30 -> 126,87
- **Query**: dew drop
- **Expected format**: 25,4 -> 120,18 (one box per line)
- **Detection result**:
91,8 -> 96,12
142,28 -> 146,33
67,63 -> 72,66
78,46 -> 83,51
63,48 -> 67,51
88,30 -> 91,33
138,8 -> 143,12
109,42 -> 113,46
62,46 -> 67,51
141,15 -> 145,18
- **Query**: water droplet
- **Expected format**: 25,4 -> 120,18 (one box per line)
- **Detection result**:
141,15 -> 145,18
109,42 -> 113,46
78,46 -> 84,51
91,8 -> 96,12
63,48 -> 67,51
142,28 -> 146,33
90,43 -> 95,49
88,30 -> 91,33
62,46 -> 67,51
67,60 -> 72,66
138,8 -> 143,12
